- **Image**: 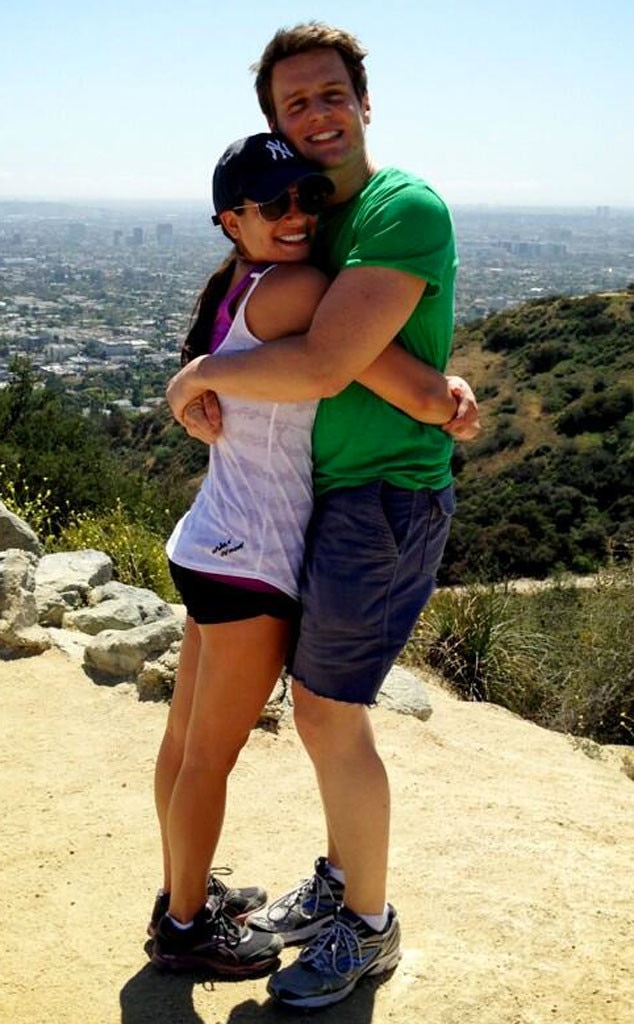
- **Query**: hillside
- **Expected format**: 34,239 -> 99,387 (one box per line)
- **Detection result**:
444,289 -> 634,580
1,290 -> 632,584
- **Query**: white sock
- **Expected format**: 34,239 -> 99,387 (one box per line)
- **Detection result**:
357,905 -> 389,933
325,861 -> 345,884
166,912 -> 194,930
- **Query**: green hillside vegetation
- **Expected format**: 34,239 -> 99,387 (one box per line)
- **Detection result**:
1,294 -> 633,747
445,289 -> 634,581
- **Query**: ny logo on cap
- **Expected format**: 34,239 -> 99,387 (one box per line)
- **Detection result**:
266,139 -> 294,161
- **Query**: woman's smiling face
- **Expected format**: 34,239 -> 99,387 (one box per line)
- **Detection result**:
220,185 -> 318,264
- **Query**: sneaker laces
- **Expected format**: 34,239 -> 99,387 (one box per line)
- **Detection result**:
264,871 -> 328,923
202,901 -> 242,949
208,871 -> 231,900
299,915 -> 362,977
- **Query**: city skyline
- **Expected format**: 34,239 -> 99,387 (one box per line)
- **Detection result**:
2,0 -> 633,207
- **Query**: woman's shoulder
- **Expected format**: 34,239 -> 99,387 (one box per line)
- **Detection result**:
260,262 -> 329,298
247,263 -> 329,340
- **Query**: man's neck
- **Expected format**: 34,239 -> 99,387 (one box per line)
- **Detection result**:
327,152 -> 377,205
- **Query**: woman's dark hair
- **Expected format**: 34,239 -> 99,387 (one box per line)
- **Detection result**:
180,251 -> 237,366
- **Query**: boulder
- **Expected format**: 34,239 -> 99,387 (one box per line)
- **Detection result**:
377,665 -> 433,721
36,583 -> 83,627
0,503 -> 44,556
0,549 -> 51,655
63,599 -> 144,635
35,550 -> 112,609
88,581 -> 172,622
83,617 -> 184,681
136,642 -> 181,701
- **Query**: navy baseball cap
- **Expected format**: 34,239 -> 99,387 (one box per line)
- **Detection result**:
211,133 -> 333,225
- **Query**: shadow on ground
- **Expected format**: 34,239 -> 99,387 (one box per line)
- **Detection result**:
120,962 -> 396,1024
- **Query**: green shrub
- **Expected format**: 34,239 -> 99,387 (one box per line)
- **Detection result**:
517,568 -> 634,744
53,500 -> 178,602
402,571 -> 634,747
403,586 -> 549,715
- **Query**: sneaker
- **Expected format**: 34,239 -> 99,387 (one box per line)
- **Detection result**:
267,904 -> 402,1008
147,871 -> 267,938
247,857 -> 344,944
151,901 -> 283,976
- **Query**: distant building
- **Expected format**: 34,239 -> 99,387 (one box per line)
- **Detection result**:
596,206 -> 611,219
130,227 -> 144,246
113,229 -> 123,246
100,339 -> 150,358
156,223 -> 173,245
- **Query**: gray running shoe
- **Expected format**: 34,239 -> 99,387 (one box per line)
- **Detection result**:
152,901 -> 283,977
267,904 -> 402,1008
247,857 -> 344,944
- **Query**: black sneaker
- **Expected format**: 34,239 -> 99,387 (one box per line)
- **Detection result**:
267,904 -> 402,1008
152,901 -> 283,977
147,871 -> 267,938
247,857 -> 344,944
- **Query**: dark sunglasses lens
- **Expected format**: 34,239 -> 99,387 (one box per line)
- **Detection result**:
258,193 -> 291,222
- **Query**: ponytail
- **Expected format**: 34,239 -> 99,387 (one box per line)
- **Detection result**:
180,251 -> 237,366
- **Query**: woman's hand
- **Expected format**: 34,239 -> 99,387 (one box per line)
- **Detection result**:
181,391 -> 222,444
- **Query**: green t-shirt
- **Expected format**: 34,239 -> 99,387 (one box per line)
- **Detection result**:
312,167 -> 458,495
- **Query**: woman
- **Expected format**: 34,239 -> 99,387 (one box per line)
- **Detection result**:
151,133 -> 460,977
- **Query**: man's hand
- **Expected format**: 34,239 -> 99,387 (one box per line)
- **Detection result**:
443,376 -> 481,441
181,391 -> 222,445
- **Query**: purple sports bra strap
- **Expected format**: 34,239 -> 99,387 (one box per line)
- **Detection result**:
209,263 -> 272,354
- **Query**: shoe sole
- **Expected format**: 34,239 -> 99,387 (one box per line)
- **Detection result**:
268,946 -> 402,1008
151,948 -> 281,977
249,913 -> 334,945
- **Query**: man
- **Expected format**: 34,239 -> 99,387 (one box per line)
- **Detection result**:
167,22 -> 479,1009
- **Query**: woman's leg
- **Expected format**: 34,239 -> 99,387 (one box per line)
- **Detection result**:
166,615 -> 290,924
154,614 -> 201,891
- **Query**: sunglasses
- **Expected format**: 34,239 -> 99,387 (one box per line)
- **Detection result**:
233,175 -> 334,222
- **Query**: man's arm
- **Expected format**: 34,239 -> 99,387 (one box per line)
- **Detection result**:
167,265 -> 428,417
358,343 -> 456,424
358,347 -> 480,439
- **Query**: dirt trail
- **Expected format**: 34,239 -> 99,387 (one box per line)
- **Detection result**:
1,648 -> 632,1024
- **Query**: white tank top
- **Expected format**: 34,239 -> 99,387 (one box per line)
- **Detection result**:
166,267 -> 316,600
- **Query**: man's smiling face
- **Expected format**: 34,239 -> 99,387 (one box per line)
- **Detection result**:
269,48 -> 370,175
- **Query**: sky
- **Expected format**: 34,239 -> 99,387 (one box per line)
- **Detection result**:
1,0 -> 632,207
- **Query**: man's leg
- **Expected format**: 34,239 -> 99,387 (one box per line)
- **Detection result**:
292,683 -> 390,915
265,481 -> 454,1006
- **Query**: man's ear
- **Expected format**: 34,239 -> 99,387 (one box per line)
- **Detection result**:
267,115 -> 278,131
362,93 -> 371,125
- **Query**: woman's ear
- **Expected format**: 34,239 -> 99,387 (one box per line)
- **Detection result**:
219,210 -> 241,242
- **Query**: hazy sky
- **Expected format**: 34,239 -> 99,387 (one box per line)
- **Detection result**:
2,0 -> 632,206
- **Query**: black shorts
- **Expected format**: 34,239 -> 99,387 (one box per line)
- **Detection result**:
168,560 -> 300,625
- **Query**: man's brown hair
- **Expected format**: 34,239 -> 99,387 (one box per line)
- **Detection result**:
252,22 -> 369,126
